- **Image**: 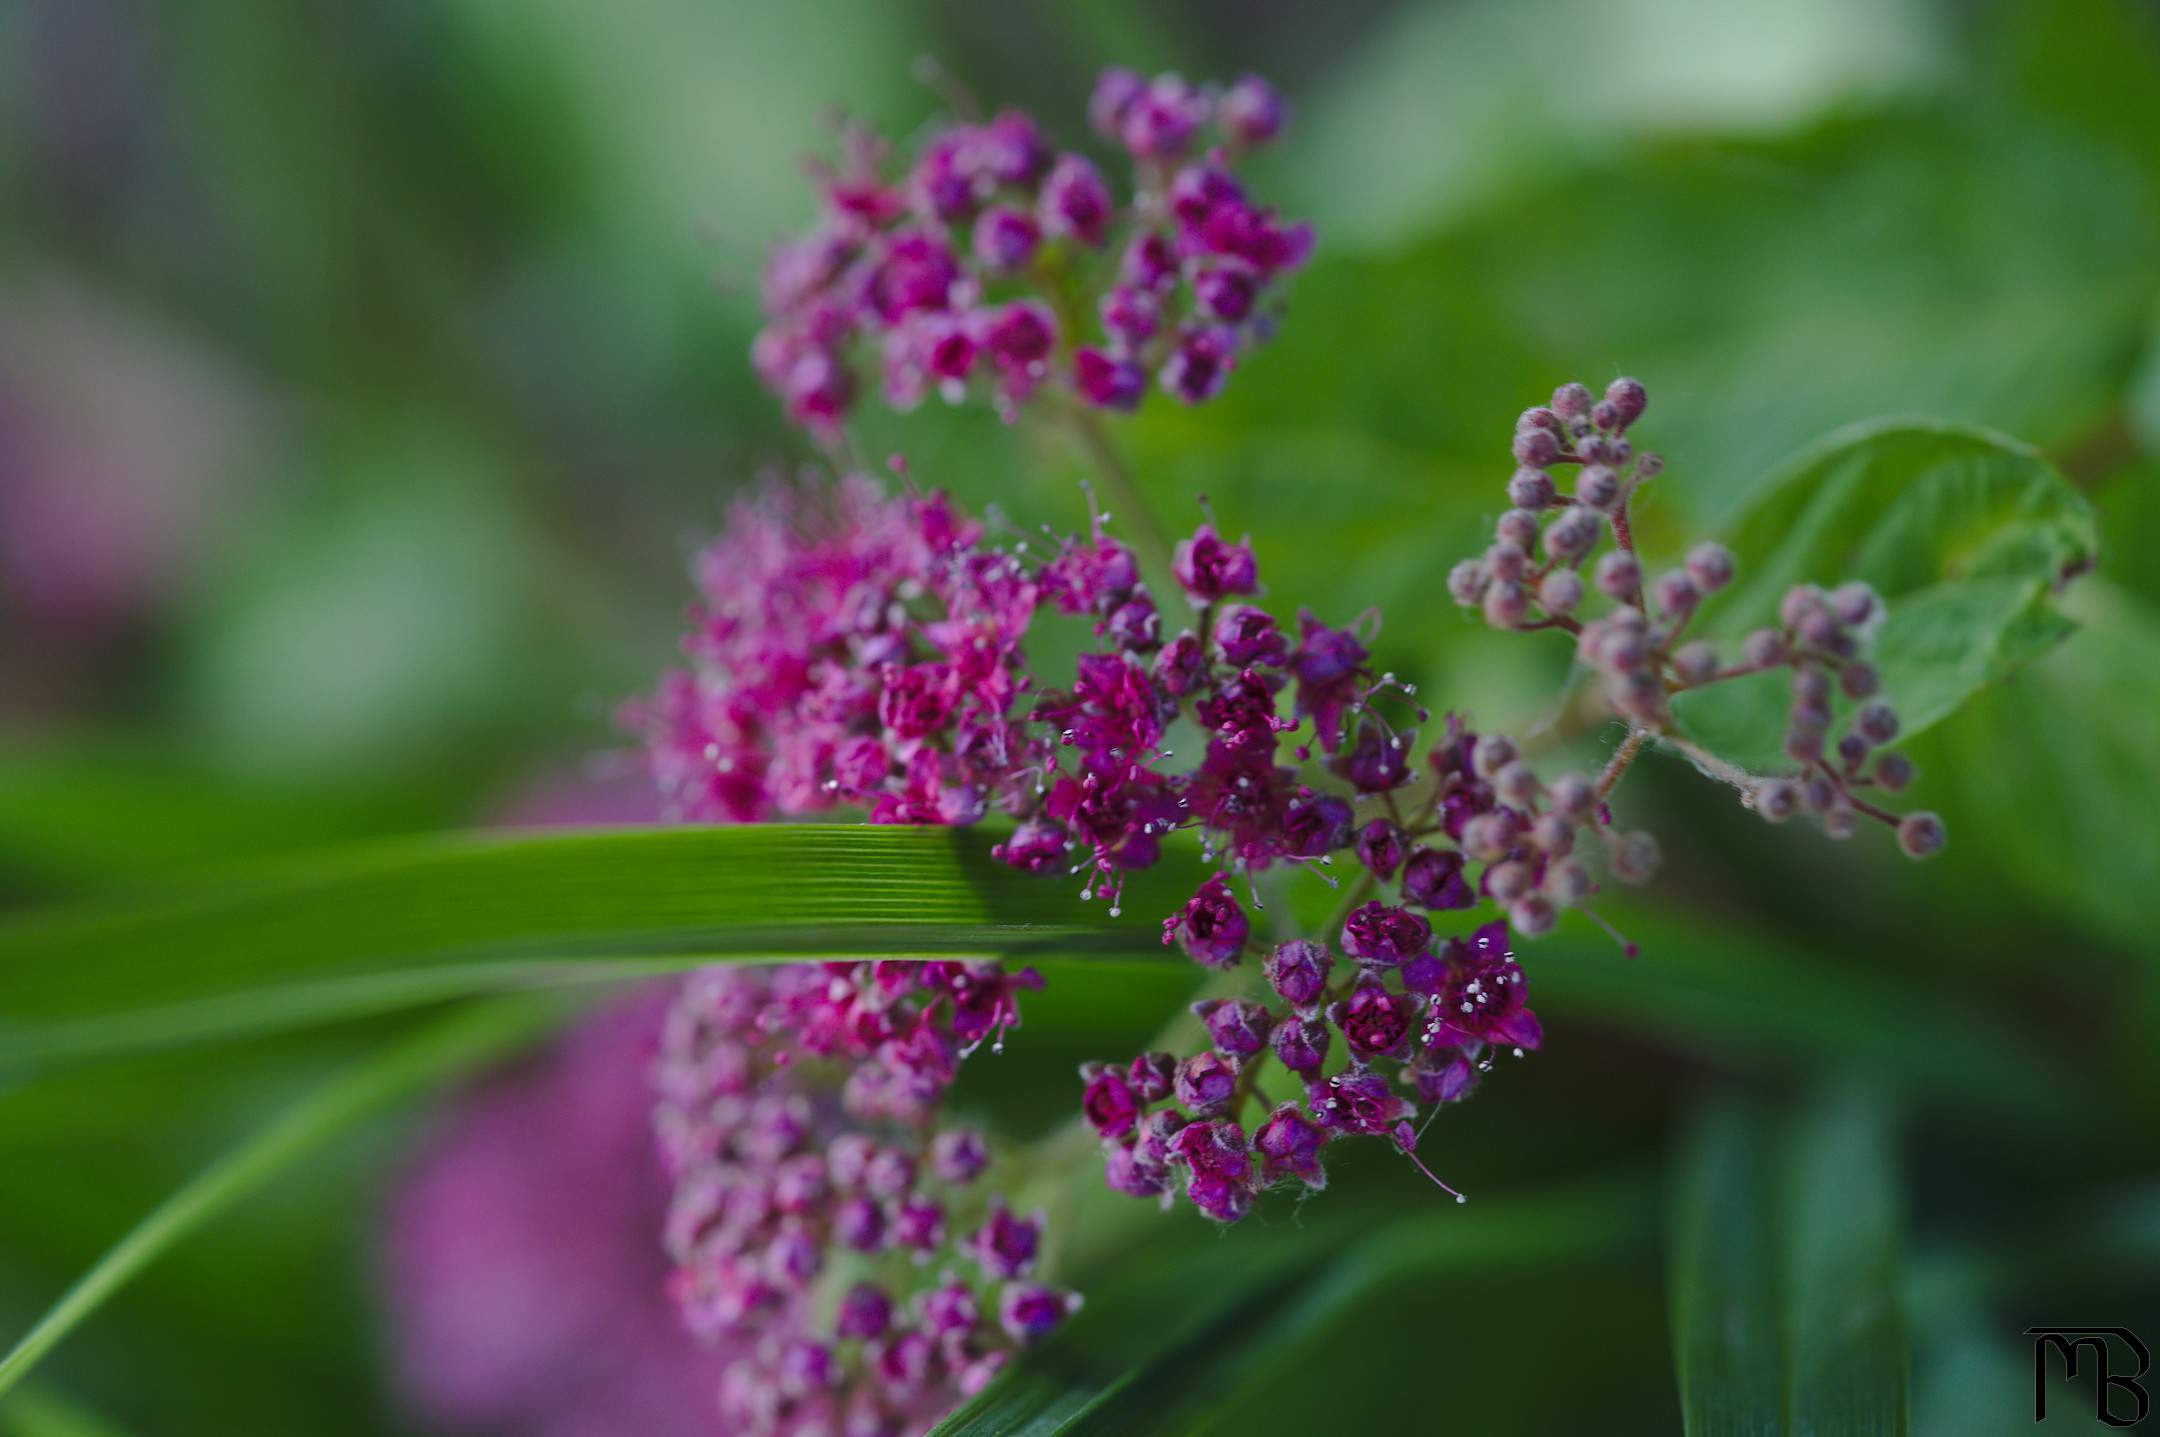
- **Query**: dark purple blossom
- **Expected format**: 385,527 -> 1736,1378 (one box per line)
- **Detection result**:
1162,873 -> 1250,968
1340,901 -> 1433,969
1254,1103 -> 1326,1187
1263,939 -> 1333,1009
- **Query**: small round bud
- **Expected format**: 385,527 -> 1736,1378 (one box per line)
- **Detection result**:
1594,550 -> 1641,600
1854,701 -> 1900,747
1783,726 -> 1825,764
1671,641 -> 1719,686
1538,569 -> 1584,615
1486,860 -> 1534,903
1544,858 -> 1594,905
1494,759 -> 1541,807
1684,542 -> 1735,593
1779,584 -> 1826,630
1529,812 -> 1575,857
1482,579 -> 1529,629
1831,582 -> 1878,627
1552,381 -> 1593,418
1651,570 -> 1700,618
1447,558 -> 1488,607
1797,608 -> 1840,649
1607,605 -> 1648,633
1598,628 -> 1648,674
1516,405 -> 1560,434
1743,627 -> 1788,669
1472,734 -> 1519,778
1791,666 -> 1832,706
1873,751 -> 1914,792
1543,510 -> 1599,564
1754,778 -> 1801,822
1802,774 -> 1839,813
1484,541 -> 1528,582
1461,811 -> 1516,863
1590,400 -> 1619,431
1788,699 -> 1833,736
1609,829 -> 1660,884
1579,434 -> 1614,464
1512,427 -> 1559,468
1835,732 -> 1871,770
1611,668 -> 1668,725
1632,452 -> 1664,482
1549,773 -> 1595,819
1496,509 -> 1540,550
1507,468 -> 1558,509
1509,893 -> 1557,937
1840,662 -> 1880,699
1576,465 -> 1622,510
1611,438 -> 1633,464
1896,811 -> 1946,859
1820,803 -> 1858,841
1603,377 -> 1647,427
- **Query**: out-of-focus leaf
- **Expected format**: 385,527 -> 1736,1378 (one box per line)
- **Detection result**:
1123,107 -> 2153,630
0,735 -> 448,897
1530,914 -> 2086,1122
0,826 -> 1194,1077
0,1386 -> 133,1437
1286,0 -> 1947,248
934,1173 -> 1651,1436
1936,579 -> 2160,952
1670,1089 -> 1907,1437
1674,421 -> 2097,768
0,998 -> 561,1399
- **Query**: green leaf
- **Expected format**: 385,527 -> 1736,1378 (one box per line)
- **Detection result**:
0,997 -> 561,1400
935,1173 -> 1652,1436
0,1386 -> 134,1437
1670,1089 -> 1908,1437
0,826 -> 1192,1078
1674,420 -> 2098,768
1938,579 -> 2160,950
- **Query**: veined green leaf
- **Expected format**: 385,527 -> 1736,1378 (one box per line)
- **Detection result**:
0,825 -> 1191,1077
0,997 -> 562,1400
1670,1089 -> 1908,1437
1676,420 -> 2098,769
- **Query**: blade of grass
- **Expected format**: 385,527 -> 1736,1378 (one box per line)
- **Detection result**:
0,825 -> 1193,1077
0,997 -> 562,1399
1669,1088 -> 1908,1437
934,1171 -> 1654,1436
0,1386 -> 134,1437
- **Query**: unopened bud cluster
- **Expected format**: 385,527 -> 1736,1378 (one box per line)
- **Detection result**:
1450,377 -> 1944,858
752,69 -> 1310,432
653,966 -> 1078,1436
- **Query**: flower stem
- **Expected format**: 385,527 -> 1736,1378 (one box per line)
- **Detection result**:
1595,726 -> 1651,800
1065,406 -> 1177,585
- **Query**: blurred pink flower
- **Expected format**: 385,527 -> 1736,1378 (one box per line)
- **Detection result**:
381,990 -> 730,1437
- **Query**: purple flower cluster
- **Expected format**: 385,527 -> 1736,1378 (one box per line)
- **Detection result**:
1448,376 -> 1944,856
623,474 -> 1054,828
653,966 -> 1078,1437
750,68 -> 1309,432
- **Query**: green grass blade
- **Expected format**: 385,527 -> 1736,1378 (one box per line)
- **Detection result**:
0,1386 -> 134,1437
1670,1090 -> 1909,1437
935,1173 -> 1653,1436
0,825 -> 1191,1076
0,998 -> 561,1399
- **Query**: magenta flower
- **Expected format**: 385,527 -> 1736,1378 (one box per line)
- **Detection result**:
1424,921 -> 1543,1052
751,69 -> 1309,433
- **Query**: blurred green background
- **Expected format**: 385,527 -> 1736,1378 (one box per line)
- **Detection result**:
3,0 -> 2158,1432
